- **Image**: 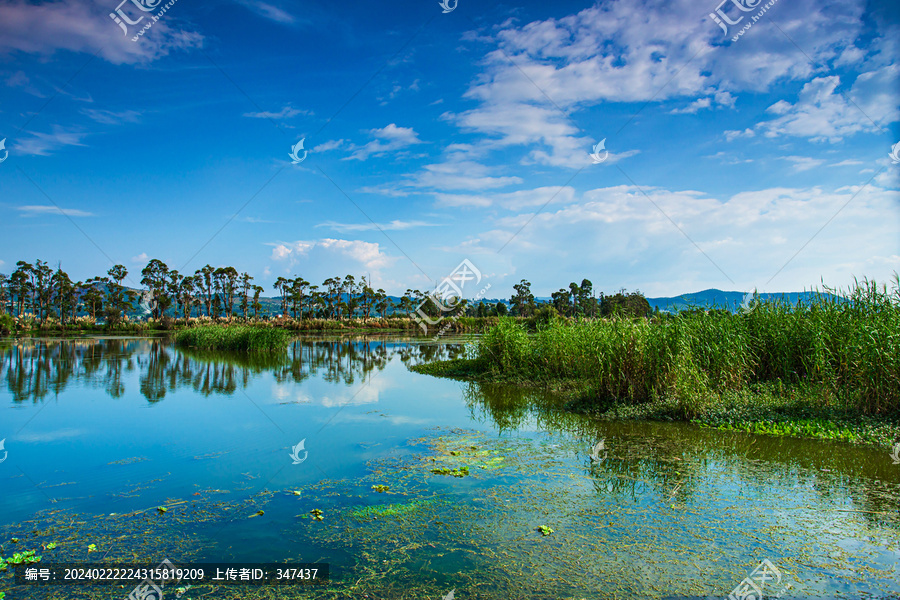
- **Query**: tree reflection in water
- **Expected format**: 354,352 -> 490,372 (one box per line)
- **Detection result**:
0,336 -> 467,404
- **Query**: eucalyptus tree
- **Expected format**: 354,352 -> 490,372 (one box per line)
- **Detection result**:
10,264 -> 30,317
274,276 -> 290,317
359,278 -> 374,321
289,277 -> 309,320
32,260 -> 53,325
308,285 -> 322,319
551,289 -> 571,316
375,289 -> 391,318
82,278 -> 105,320
214,266 -> 239,319
177,275 -> 196,319
342,275 -> 357,320
251,285 -> 264,319
510,279 -> 535,317
198,265 -> 215,317
50,267 -> 76,324
107,264 -> 128,316
323,277 -> 341,320
141,259 -> 170,320
0,274 -> 7,314
240,273 -> 253,319
167,270 -> 183,318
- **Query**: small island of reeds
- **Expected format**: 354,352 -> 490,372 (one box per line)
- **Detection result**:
412,278 -> 900,447
175,325 -> 293,351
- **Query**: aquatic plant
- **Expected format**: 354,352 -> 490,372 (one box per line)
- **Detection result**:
175,325 -> 293,351
469,277 -> 900,417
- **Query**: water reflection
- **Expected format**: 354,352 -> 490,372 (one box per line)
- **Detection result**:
463,378 -> 900,532
0,336 -> 468,404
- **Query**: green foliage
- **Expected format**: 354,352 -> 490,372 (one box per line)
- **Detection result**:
470,278 -> 900,417
0,313 -> 14,336
0,550 -> 42,570
175,325 -> 293,351
600,289 -> 651,318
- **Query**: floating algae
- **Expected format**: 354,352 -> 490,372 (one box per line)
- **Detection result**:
2,426 -> 899,600
350,498 -> 439,521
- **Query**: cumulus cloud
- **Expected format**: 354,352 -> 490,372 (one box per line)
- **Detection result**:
268,238 -> 397,274
458,183 -> 900,296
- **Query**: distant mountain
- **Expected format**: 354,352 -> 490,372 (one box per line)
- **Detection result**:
644,289 -> 847,313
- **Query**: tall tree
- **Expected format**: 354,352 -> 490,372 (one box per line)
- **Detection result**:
107,265 -> 128,316
140,259 -> 170,319
240,273 -> 253,319
510,279 -> 535,317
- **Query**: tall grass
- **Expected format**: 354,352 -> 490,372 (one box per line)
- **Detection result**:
476,277 -> 900,415
175,325 -> 293,351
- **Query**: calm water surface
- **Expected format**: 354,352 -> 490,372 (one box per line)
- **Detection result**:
1,336 -> 898,599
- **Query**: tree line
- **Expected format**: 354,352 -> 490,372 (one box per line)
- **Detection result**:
0,258 -> 652,326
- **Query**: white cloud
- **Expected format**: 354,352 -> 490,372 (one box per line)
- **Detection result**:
232,0 -> 298,24
317,220 -> 442,233
454,183 -> 900,296
17,205 -> 93,217
0,0 -> 203,64
313,139 -> 345,152
345,124 -> 424,161
81,109 -> 141,125
131,252 -> 150,263
243,105 -> 309,119
269,238 -> 397,274
434,186 -> 577,209
782,156 -> 826,172
670,98 -> 711,114
13,126 -> 87,156
746,69 -> 899,142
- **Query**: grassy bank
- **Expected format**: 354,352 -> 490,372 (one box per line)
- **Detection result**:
412,278 -> 900,447
175,325 -> 293,351
2,315 -> 505,337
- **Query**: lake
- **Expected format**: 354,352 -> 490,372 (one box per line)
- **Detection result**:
1,336 -> 898,599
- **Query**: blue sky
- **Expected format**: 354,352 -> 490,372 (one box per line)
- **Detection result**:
1,0 -> 898,298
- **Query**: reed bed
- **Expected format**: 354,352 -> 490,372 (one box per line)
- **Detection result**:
174,325 -> 293,351
475,277 -> 900,416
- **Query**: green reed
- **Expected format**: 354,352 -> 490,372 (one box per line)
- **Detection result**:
175,325 -> 293,351
475,277 -> 900,416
